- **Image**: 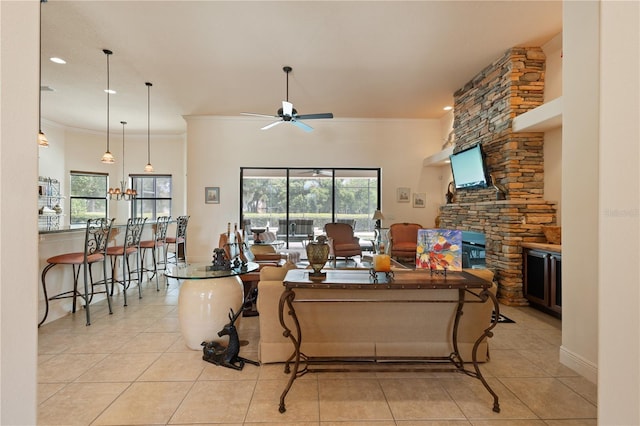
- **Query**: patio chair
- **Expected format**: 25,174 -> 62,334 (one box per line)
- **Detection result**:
324,222 -> 361,266
389,222 -> 423,261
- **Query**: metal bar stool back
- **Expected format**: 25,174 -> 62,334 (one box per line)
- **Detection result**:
39,217 -> 115,327
139,215 -> 171,291
165,215 -> 189,265
107,217 -> 147,306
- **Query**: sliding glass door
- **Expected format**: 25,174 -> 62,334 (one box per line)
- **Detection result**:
240,167 -> 380,247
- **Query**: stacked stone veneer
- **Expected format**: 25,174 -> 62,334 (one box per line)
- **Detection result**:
440,47 -> 556,305
439,200 -> 555,305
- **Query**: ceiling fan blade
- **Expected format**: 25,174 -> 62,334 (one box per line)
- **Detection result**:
261,120 -> 284,130
282,101 -> 293,117
291,119 -> 313,132
241,112 -> 277,118
296,112 -> 334,120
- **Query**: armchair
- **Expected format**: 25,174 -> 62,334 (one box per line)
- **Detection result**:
324,222 -> 362,266
389,222 -> 423,261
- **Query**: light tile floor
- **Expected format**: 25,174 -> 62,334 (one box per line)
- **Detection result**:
38,274 -> 597,425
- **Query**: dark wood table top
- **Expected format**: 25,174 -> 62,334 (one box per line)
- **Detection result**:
283,269 -> 492,290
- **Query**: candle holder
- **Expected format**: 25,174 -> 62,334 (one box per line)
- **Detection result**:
369,269 -> 394,283
369,253 -> 394,282
429,267 -> 448,278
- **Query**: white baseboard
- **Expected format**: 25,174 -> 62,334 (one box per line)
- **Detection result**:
560,345 -> 598,384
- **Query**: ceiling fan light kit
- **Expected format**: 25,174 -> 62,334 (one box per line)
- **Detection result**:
241,65 -> 333,132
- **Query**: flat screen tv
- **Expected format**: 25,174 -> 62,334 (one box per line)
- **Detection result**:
449,144 -> 489,189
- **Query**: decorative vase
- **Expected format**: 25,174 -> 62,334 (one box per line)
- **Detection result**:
306,235 -> 330,280
178,276 -> 244,350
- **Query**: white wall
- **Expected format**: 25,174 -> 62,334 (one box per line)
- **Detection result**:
0,1 -> 39,423
561,0 -> 600,382
597,1 -> 639,423
542,33 -> 563,223
544,126 -> 562,222
543,33 -> 563,102
184,116 -> 441,261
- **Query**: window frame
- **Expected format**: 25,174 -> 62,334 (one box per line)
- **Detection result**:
240,167 -> 381,246
130,174 -> 173,220
69,170 -> 109,226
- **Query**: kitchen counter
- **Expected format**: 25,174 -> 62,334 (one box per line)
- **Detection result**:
521,242 -> 561,252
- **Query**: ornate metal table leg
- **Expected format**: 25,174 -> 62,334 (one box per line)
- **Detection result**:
471,288 -> 501,413
278,288 -> 302,413
450,289 -> 466,369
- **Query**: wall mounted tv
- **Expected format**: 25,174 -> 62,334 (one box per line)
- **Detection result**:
449,144 -> 489,189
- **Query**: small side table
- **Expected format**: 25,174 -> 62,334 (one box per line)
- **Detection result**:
165,262 -> 259,350
251,227 -> 266,243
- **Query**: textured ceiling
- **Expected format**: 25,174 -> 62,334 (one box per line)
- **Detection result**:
40,1 -> 562,135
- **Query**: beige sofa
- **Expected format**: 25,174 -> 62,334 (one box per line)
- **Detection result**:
256,264 -> 497,364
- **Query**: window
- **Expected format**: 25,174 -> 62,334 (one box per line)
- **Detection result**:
131,174 -> 172,220
240,168 -> 380,246
69,171 -> 108,225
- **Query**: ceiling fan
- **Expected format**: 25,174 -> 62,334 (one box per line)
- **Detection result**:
298,168 -> 333,177
241,66 -> 333,132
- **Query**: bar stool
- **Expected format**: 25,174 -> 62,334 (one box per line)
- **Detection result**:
139,215 -> 171,291
107,217 -> 146,306
39,218 -> 115,327
165,215 -> 189,265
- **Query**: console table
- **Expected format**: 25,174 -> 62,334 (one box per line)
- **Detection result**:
278,269 -> 500,413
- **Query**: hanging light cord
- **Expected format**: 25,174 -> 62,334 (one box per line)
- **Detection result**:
38,0 -> 42,133
146,82 -> 152,165
106,51 -> 111,153
38,0 -> 48,147
121,121 -> 126,179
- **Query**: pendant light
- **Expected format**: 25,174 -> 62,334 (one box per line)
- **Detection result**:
108,121 -> 137,200
100,49 -> 115,164
38,0 -> 48,147
144,82 -> 154,173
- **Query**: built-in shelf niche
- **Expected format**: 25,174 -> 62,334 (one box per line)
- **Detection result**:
424,97 -> 562,167
512,96 -> 563,132
423,145 -> 453,167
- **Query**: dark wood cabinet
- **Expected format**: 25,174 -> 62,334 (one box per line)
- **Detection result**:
523,246 -> 562,318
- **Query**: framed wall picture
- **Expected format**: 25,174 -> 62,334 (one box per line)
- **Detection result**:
397,187 -> 411,203
413,192 -> 426,208
205,187 -> 220,204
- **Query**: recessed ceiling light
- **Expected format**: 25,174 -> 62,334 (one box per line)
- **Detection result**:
49,57 -> 66,64
443,106 -> 453,111
104,89 -> 117,94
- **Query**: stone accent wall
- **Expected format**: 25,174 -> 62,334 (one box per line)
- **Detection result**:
439,47 -> 556,305
452,47 -> 546,204
439,200 -> 555,305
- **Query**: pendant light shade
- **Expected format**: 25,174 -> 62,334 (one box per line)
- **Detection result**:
101,150 -> 115,164
101,49 -> 115,164
144,82 -> 154,173
38,131 -> 49,148
38,0 -> 48,147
